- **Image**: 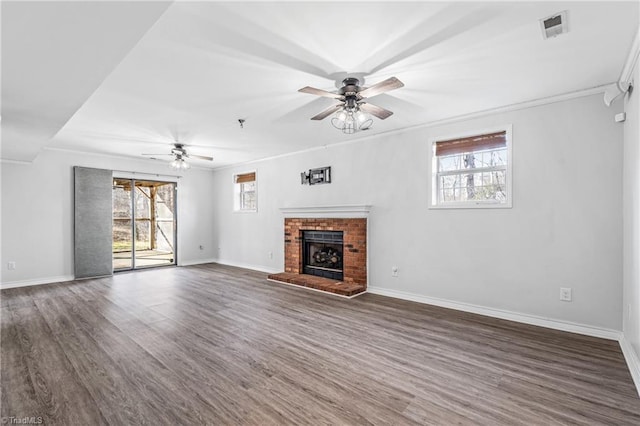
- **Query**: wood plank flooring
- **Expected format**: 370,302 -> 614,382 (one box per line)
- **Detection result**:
2,263 -> 639,425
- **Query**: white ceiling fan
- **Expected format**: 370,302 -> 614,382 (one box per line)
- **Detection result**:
142,143 -> 213,170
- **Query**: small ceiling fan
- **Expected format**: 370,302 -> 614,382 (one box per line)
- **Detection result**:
142,143 -> 213,170
298,76 -> 404,133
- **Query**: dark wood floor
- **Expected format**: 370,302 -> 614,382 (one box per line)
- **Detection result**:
2,263 -> 640,425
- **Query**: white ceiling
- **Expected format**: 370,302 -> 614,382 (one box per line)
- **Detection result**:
2,1 -> 638,167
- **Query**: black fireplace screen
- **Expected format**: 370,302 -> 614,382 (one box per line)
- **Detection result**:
307,242 -> 343,269
302,230 -> 344,280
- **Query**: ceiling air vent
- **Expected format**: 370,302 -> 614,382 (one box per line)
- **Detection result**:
540,11 -> 568,39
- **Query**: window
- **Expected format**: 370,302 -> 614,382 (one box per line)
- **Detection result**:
234,171 -> 257,212
431,127 -> 512,208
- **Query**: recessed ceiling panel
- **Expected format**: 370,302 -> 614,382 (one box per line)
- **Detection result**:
2,2 -> 637,167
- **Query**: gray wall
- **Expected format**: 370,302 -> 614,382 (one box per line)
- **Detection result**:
212,93 -> 624,331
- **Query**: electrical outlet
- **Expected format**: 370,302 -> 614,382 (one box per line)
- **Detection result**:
7,261 -> 15,270
391,266 -> 399,277
268,251 -> 273,259
560,287 -> 572,302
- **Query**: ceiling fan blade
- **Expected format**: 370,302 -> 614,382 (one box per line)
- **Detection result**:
142,153 -> 172,156
299,86 -> 343,99
359,103 -> 394,120
189,154 -> 214,161
358,77 -> 404,99
311,104 -> 343,120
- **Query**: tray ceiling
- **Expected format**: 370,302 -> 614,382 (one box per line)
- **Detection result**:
2,1 -> 638,166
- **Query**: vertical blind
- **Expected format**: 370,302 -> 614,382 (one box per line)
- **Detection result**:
74,166 -> 113,279
435,131 -> 506,156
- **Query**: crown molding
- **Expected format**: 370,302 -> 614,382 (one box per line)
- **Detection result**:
620,27 -> 640,84
6,83 -> 613,174
212,84 -> 609,172
404,85 -> 609,130
39,146 -> 213,171
0,158 -> 33,165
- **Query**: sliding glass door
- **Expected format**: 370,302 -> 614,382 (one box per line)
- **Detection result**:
113,178 -> 176,271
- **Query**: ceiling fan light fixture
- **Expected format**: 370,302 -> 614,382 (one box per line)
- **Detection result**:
331,116 -> 345,130
170,156 -> 190,170
343,113 -> 357,134
356,110 -> 373,130
331,107 -> 373,134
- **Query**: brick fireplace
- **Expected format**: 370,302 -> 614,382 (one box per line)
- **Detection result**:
268,207 -> 369,297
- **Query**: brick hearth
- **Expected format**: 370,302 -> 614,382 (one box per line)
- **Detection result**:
268,217 -> 367,297
267,272 -> 365,297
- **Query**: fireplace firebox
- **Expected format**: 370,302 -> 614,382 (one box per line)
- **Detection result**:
302,230 -> 344,280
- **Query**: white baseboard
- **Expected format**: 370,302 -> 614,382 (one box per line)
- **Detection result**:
367,286 -> 622,341
1,275 -> 75,290
0,259 -> 274,289
179,258 -> 218,267
619,335 -> 640,397
210,258 -> 281,274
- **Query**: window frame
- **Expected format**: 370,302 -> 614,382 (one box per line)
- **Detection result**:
429,125 -> 513,209
233,171 -> 257,213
